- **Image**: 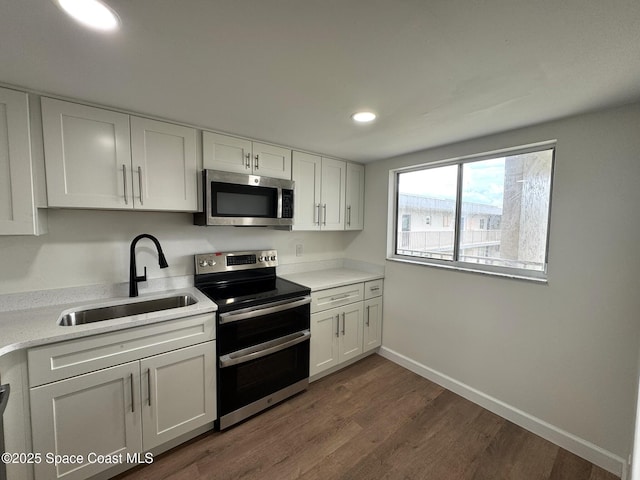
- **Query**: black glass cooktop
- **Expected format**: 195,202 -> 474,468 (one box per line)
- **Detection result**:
196,273 -> 310,313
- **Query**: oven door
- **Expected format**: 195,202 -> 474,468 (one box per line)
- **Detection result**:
218,329 -> 310,428
216,296 -> 311,428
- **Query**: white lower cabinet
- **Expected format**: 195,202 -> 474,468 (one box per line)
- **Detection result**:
310,303 -> 363,376
30,361 -> 142,480
141,342 -> 215,451
28,315 -> 216,480
310,279 -> 383,378
363,296 -> 383,352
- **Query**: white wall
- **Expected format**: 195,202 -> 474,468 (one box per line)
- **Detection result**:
346,102 -> 640,471
0,209 -> 357,294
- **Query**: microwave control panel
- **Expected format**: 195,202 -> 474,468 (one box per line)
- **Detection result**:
282,189 -> 294,219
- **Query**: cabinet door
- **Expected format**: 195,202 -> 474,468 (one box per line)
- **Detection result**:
131,117 -> 198,211
292,151 -> 321,230
345,163 -> 365,230
310,307 -> 340,376
252,142 -> 292,179
140,341 -> 216,450
363,297 -> 383,352
339,302 -> 363,361
320,158 -> 346,230
0,88 -> 38,235
30,361 -> 142,480
202,131 -> 252,174
42,98 -> 132,209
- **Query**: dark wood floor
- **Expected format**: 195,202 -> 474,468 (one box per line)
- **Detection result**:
116,355 -> 619,480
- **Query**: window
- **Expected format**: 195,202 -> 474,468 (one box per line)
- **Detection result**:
391,145 -> 554,280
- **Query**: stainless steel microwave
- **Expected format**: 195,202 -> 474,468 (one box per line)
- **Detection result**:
194,170 -> 294,227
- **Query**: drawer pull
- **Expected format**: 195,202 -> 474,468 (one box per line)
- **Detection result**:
330,294 -> 351,302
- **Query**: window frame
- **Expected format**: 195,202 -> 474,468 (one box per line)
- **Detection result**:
387,141 -> 556,282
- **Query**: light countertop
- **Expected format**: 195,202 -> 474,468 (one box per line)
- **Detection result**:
280,268 -> 383,291
0,259 -> 382,357
0,287 -> 217,357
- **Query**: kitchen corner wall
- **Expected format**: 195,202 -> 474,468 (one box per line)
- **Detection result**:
0,210 -> 358,294
345,101 -> 640,473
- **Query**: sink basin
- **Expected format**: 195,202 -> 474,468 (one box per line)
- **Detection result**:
58,295 -> 198,326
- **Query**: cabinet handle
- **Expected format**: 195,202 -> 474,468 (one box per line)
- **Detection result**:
130,373 -> 135,412
347,205 -> 351,226
335,314 -> 340,338
138,166 -> 144,205
245,153 -> 251,169
366,305 -> 370,326
341,312 -> 346,335
316,204 -> 322,226
147,368 -> 152,406
255,154 -> 259,170
122,165 -> 128,205
330,294 -> 350,302
323,204 -> 327,226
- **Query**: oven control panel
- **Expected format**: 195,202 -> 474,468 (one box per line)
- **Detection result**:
195,250 -> 278,274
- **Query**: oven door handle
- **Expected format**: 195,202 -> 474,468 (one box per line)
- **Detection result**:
218,296 -> 312,324
219,329 -> 311,368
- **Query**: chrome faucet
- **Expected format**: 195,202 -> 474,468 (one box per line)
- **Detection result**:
129,234 -> 169,297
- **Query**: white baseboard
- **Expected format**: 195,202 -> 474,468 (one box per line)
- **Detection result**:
379,346 -> 627,479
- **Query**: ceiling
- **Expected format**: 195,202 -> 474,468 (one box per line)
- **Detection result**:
1,0 -> 639,163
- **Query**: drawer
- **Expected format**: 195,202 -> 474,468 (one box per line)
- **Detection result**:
311,283 -> 364,314
364,279 -> 383,299
28,313 -> 215,387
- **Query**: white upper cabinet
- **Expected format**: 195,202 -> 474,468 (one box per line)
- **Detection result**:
203,131 -> 291,180
202,132 -> 251,175
42,98 -> 198,211
251,141 -> 292,179
0,88 -> 47,235
130,116 -> 198,211
42,98 -> 132,209
292,151 -> 346,231
345,163 -> 365,230
291,151 -> 321,230
320,157 -> 346,230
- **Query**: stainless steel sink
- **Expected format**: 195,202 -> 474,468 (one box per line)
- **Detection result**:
58,295 -> 198,326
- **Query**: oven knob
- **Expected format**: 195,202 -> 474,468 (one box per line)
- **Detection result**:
258,256 -> 265,262
270,255 -> 276,261
199,260 -> 208,267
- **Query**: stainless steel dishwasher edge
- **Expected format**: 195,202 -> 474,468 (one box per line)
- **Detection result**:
0,383 -> 9,480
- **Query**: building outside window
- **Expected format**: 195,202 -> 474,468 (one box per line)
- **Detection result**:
390,145 -> 555,279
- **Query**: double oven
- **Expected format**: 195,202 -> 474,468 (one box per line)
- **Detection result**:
195,250 -> 310,429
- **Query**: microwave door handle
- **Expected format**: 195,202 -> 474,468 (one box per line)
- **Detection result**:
218,296 -> 312,324
219,330 -> 311,368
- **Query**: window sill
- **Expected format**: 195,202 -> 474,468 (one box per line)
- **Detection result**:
385,256 -> 548,284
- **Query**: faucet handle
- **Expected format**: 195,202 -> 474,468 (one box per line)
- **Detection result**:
135,266 -> 147,282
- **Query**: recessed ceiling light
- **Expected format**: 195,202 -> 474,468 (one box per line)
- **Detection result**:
55,0 -> 120,32
351,111 -> 377,123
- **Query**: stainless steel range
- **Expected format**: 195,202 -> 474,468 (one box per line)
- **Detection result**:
194,250 -> 311,429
